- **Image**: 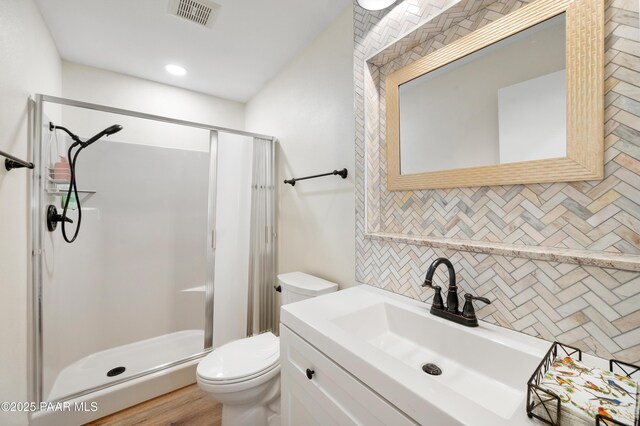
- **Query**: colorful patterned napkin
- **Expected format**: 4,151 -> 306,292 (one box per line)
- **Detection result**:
539,356 -> 638,426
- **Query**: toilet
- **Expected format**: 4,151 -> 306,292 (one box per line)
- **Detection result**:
196,272 -> 339,426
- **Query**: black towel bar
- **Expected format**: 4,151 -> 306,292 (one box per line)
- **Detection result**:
284,168 -> 348,186
1,149 -> 34,171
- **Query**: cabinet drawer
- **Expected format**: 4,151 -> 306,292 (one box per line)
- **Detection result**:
281,325 -> 416,426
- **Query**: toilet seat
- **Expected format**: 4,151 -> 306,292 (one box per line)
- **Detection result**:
199,362 -> 279,385
198,363 -> 280,394
197,332 -> 280,386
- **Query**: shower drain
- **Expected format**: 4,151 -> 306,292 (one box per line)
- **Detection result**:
107,366 -> 126,377
422,363 -> 442,376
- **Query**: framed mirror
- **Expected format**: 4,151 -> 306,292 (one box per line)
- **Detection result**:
385,0 -> 603,190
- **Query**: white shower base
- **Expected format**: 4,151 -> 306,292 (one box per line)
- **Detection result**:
47,329 -> 205,402
32,330 -> 206,426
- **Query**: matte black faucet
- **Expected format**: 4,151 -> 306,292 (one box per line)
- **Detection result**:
423,257 -> 459,313
422,257 -> 491,327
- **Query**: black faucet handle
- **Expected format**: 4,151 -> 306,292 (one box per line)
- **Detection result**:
462,293 -> 491,319
465,294 -> 491,304
46,205 -> 74,232
423,282 -> 445,310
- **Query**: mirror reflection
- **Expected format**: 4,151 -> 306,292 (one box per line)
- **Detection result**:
398,14 -> 566,175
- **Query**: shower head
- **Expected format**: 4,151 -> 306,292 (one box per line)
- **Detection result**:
82,124 -> 123,147
104,124 -> 123,135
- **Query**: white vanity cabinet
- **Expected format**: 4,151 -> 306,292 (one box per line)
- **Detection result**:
280,325 -> 416,426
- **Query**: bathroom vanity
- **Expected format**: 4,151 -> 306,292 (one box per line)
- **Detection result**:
280,286 -> 609,425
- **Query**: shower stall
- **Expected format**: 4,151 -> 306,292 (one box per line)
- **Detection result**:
28,94 -> 277,423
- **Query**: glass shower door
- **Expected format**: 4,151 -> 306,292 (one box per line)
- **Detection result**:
39,103 -> 212,402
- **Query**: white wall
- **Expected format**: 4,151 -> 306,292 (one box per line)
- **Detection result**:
60,61 -> 245,153
245,7 -> 355,289
0,1 -> 61,425
62,61 -> 245,132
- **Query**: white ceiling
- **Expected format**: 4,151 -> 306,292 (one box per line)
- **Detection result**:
34,0 -> 351,102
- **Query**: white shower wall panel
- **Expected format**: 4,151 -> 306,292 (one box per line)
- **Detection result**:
42,138 -> 210,400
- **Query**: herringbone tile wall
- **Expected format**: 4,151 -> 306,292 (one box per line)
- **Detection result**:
354,0 -> 640,364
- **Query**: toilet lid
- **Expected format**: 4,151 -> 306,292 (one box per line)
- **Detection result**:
278,272 -> 338,297
197,332 -> 279,382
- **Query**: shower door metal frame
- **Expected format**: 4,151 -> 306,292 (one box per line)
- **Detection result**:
205,129 -> 218,350
29,94 -> 276,405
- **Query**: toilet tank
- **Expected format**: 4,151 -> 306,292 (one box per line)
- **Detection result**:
278,272 -> 338,305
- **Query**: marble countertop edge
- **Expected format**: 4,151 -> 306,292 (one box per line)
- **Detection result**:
365,232 -> 640,272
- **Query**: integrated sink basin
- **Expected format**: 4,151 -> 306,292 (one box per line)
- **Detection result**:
281,285 -> 608,425
332,302 -> 533,419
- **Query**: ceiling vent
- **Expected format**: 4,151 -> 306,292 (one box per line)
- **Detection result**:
168,0 -> 220,29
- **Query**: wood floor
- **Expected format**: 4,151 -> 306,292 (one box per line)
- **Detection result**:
85,384 -> 222,426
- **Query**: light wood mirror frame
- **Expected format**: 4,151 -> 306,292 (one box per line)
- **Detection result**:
385,0 -> 604,190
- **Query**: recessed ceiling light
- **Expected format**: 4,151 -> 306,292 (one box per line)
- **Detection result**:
165,64 -> 187,76
357,0 -> 396,10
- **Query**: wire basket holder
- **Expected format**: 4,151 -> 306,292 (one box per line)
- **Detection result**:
45,128 -> 96,196
526,341 -> 640,426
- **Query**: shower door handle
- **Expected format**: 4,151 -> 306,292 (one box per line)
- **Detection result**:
211,230 -> 216,249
